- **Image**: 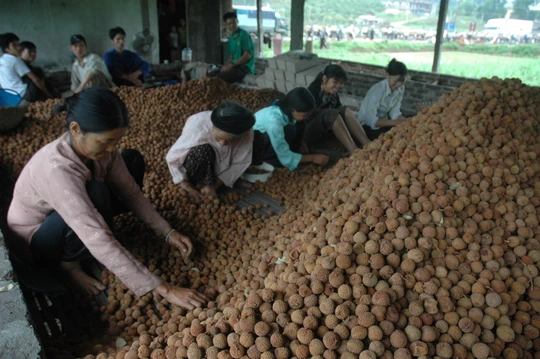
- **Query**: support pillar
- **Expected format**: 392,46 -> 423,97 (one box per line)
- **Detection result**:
290,0 -> 305,51
432,0 -> 450,73
187,0 -> 222,64
257,0 -> 264,58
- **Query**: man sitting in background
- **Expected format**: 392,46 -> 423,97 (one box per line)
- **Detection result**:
104,27 -> 151,87
210,11 -> 254,83
20,41 -> 60,97
0,33 -> 52,102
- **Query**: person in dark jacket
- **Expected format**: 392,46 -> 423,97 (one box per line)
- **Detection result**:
305,64 -> 371,154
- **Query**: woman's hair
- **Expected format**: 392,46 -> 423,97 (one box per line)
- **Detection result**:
54,88 -> 129,133
277,87 -> 316,117
387,58 -> 408,76
313,64 -> 348,85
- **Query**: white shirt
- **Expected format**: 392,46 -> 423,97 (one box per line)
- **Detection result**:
358,79 -> 404,129
71,53 -> 114,90
0,54 -> 31,97
166,111 -> 254,188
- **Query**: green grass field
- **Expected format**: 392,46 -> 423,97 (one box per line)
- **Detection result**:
263,40 -> 540,87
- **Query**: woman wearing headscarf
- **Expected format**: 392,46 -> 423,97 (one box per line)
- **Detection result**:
357,58 -> 409,140
306,64 -> 371,154
254,87 -> 329,170
166,101 -> 262,203
7,88 -> 208,309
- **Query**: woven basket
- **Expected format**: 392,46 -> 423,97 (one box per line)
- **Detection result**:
0,100 -> 29,133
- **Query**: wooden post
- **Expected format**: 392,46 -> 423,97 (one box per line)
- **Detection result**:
432,0 -> 450,73
290,0 -> 305,51
257,0 -> 264,58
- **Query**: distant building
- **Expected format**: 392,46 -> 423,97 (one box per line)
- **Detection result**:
383,1 -> 433,16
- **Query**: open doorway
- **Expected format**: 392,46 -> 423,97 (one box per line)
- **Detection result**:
157,0 -> 187,63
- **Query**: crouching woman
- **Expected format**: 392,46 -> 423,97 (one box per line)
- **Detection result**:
166,101 -> 262,203
7,88 -> 208,310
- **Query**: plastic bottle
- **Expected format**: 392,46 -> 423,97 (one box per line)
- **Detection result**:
182,48 -> 192,62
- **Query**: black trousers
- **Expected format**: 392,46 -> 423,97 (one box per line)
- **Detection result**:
261,121 -> 305,168
30,150 -> 145,268
208,64 -> 249,84
22,76 -> 47,102
183,131 -> 266,187
362,125 -> 391,141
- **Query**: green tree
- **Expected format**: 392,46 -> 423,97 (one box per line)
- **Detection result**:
477,0 -> 507,19
513,0 -> 538,20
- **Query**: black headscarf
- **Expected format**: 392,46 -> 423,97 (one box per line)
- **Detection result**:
210,101 -> 255,135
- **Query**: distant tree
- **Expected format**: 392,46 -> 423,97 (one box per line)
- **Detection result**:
477,0 -> 507,19
512,0 -> 537,20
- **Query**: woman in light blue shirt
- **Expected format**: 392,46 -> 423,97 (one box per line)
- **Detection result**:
357,58 -> 409,140
254,88 -> 329,170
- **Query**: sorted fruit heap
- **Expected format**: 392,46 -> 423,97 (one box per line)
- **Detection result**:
1,77 -> 540,359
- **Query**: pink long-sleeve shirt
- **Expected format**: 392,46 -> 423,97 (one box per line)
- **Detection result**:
7,132 -> 170,297
166,111 -> 254,187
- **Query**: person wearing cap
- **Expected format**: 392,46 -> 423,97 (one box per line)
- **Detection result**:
104,27 -> 151,87
166,101 -> 264,203
70,34 -> 115,94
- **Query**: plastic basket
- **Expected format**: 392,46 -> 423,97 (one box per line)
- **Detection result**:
0,88 -> 23,107
241,162 -> 275,183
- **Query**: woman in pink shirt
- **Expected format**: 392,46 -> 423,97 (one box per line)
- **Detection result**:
166,101 -> 263,203
7,88 -> 208,310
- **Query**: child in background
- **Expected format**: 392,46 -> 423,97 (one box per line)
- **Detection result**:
169,26 -> 180,62
20,41 -> 60,97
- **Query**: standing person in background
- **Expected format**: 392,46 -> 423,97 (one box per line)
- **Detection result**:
338,26 -> 344,41
369,26 -> 375,40
20,41 -> 61,98
178,19 -> 187,51
319,27 -> 329,49
210,11 -> 254,83
104,27 -> 151,87
357,58 -> 408,140
168,26 -> 181,62
254,88 -> 329,170
69,34 -> 115,94
306,64 -> 371,154
0,33 -> 52,102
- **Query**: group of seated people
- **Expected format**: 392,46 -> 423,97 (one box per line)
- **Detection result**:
6,57 -> 408,305
3,10 -> 409,306
0,27 -> 150,101
168,59 -> 409,202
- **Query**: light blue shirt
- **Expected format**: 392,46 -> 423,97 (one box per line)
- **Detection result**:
254,105 -> 302,171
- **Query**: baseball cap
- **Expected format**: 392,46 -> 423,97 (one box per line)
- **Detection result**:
70,34 -> 86,45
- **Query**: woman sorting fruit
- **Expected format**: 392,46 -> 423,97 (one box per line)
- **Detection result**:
6,88 -> 208,310
357,58 -> 409,140
306,64 -> 371,153
166,101 -> 263,203
254,87 -> 330,170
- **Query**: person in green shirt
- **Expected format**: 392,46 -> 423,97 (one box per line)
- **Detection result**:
213,11 -> 255,83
